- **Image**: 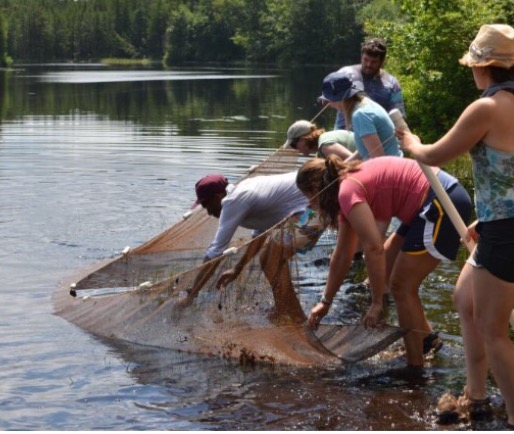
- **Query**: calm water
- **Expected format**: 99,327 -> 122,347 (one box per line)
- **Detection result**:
0,64 -> 500,430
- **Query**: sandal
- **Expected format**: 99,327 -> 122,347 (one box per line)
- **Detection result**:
468,396 -> 493,422
436,392 -> 460,425
423,332 -> 443,355
456,387 -> 493,422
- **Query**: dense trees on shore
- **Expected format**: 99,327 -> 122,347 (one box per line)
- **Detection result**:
0,0 -> 365,65
0,0 -> 511,140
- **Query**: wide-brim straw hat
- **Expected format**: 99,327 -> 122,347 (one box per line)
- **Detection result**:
459,24 -> 514,68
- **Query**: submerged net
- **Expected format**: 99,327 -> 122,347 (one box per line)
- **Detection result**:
54,148 -> 404,367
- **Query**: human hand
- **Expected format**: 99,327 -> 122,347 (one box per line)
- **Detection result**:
362,303 -> 383,328
465,221 -> 479,244
395,129 -> 421,154
308,302 -> 329,329
176,294 -> 193,308
216,268 -> 237,289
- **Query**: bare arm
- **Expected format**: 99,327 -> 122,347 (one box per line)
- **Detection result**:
320,142 -> 353,160
180,256 -> 222,306
216,235 -> 267,288
361,133 -> 385,158
398,98 -> 492,166
347,202 -> 386,326
308,219 -> 357,328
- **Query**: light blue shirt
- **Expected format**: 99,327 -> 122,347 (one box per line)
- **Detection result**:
335,64 -> 405,130
205,171 -> 308,258
351,98 -> 402,160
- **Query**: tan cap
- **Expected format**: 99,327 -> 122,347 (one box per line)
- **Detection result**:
283,120 -> 314,148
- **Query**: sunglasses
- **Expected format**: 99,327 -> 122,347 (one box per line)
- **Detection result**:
363,39 -> 386,52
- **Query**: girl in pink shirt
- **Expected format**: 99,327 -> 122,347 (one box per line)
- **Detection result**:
296,155 -> 472,370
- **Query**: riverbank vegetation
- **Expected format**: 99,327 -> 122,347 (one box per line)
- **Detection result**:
0,0 -> 511,140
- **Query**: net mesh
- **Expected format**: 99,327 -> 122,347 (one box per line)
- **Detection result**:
54,148 -> 404,367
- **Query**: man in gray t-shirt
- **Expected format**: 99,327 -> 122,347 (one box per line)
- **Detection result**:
195,171 -> 308,260
334,38 -> 406,130
180,171 -> 310,314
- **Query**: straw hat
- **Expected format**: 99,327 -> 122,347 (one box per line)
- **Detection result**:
459,24 -> 514,68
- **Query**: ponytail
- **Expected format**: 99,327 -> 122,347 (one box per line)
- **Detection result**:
296,155 -> 361,228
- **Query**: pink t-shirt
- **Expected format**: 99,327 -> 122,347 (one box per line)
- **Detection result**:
338,156 -> 429,223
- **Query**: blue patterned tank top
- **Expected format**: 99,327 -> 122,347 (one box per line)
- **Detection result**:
470,141 -> 514,221
469,81 -> 514,222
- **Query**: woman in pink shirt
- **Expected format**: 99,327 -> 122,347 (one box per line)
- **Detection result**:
296,155 -> 472,370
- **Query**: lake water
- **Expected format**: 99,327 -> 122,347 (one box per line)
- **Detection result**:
0,64 -> 502,430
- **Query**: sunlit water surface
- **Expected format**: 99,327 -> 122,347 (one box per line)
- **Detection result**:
0,67 -> 504,430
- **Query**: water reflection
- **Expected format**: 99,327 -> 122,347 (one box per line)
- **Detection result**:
0,65 -> 334,140
36,70 -> 277,84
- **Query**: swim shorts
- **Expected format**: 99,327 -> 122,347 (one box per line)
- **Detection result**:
469,218 -> 514,282
396,182 -> 472,261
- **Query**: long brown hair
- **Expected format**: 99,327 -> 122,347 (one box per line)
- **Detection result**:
296,155 -> 361,227
342,93 -> 366,130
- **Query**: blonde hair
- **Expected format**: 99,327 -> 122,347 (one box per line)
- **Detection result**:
296,155 -> 362,227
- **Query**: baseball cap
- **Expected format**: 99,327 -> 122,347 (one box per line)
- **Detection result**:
194,174 -> 228,206
284,120 -> 314,147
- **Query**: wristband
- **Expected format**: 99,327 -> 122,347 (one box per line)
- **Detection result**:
320,295 -> 332,306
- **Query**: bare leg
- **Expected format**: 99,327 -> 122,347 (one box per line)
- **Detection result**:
383,232 -> 404,292
389,251 -> 440,367
453,263 -> 489,399
473,267 -> 514,425
260,240 -> 306,324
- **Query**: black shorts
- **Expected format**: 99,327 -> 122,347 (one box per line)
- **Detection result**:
396,183 -> 472,261
471,218 -> 514,282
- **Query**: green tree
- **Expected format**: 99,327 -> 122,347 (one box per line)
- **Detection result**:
163,4 -> 196,64
0,10 -> 10,67
146,0 -> 170,59
365,0 -> 506,142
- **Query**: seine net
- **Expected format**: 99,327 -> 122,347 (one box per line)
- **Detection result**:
54,148 -> 404,367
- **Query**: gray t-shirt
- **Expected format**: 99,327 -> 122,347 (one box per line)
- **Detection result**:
205,171 -> 308,258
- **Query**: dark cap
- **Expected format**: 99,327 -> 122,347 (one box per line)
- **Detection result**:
319,70 -> 364,102
195,174 -> 228,205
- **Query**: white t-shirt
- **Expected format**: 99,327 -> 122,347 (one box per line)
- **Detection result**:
205,171 -> 308,258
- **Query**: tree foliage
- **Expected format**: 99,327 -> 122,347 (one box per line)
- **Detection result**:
0,9 -> 9,66
0,0 -> 368,65
364,0 -> 508,142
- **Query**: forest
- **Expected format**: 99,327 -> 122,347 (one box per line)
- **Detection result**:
0,0 -> 512,140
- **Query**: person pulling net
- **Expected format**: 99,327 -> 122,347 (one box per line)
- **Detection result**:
55,147 -> 405,367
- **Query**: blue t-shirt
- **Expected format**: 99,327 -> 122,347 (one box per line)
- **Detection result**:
351,98 -> 402,160
335,64 -> 405,130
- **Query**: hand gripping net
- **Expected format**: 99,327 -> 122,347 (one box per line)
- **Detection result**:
54,148 -> 404,367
